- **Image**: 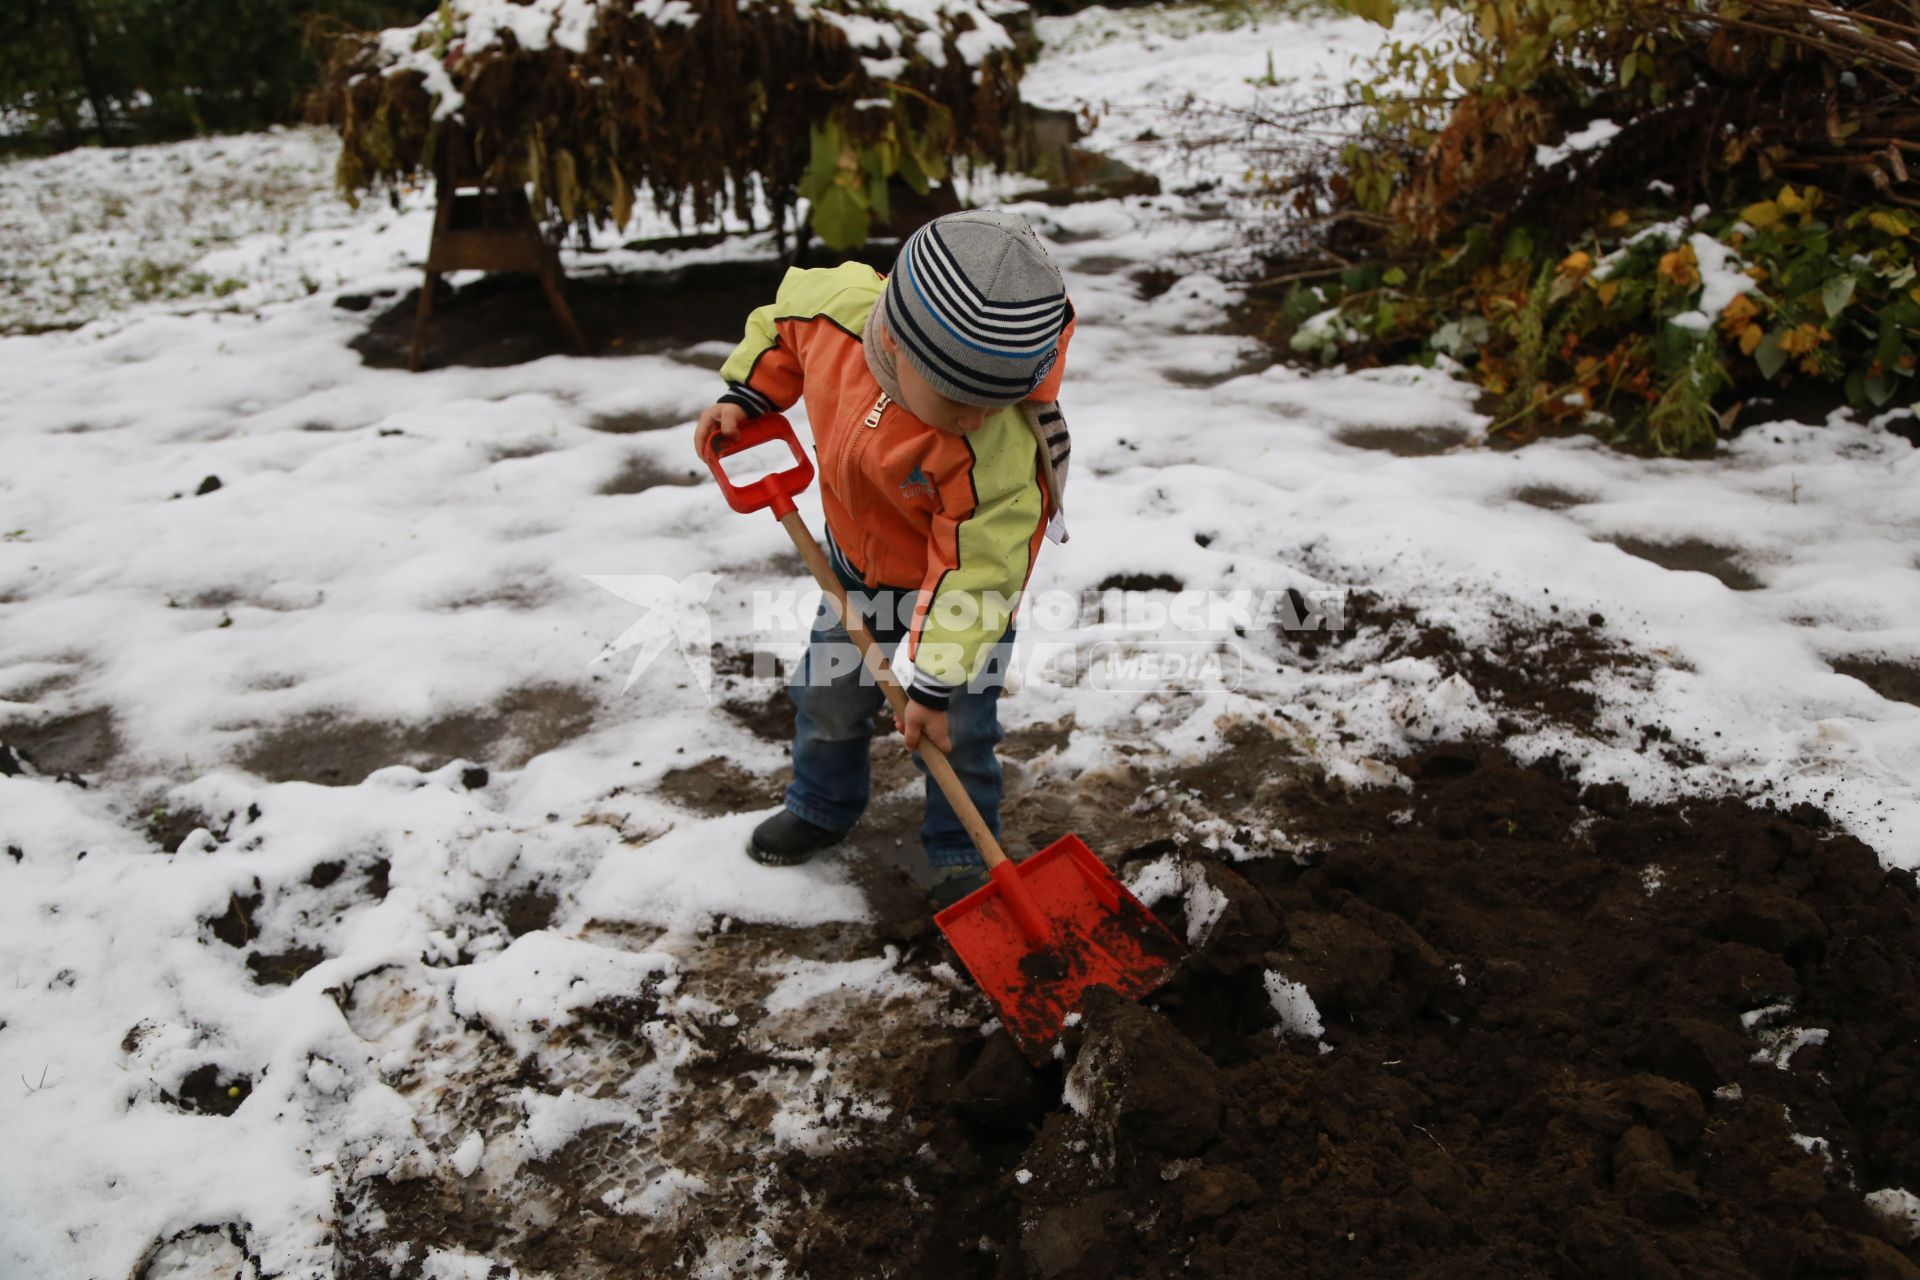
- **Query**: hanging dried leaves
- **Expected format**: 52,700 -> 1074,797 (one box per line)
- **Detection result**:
307,0 -> 1030,243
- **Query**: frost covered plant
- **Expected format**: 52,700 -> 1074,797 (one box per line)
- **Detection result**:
1282,195 -> 1919,452
1260,0 -> 1920,449
308,0 -> 1033,249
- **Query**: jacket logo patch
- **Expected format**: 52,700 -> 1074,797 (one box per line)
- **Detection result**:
900,466 -> 936,500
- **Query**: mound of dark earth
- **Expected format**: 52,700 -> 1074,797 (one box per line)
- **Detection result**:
775,746 -> 1920,1279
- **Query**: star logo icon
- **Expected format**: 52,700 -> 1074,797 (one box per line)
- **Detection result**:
584,572 -> 724,694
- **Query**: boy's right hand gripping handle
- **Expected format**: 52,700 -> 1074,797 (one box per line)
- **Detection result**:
702,412 -> 815,519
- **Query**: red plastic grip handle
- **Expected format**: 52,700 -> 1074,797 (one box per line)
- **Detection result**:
702,413 -> 815,519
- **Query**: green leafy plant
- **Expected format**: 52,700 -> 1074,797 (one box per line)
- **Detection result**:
1260,0 -> 1920,449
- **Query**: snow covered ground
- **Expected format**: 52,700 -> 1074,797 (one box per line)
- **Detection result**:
2,3 -> 1918,1276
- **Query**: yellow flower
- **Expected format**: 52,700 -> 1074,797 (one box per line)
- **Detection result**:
1739,324 -> 1765,356
1777,185 -> 1806,214
1559,250 -> 1593,277
1798,354 -> 1823,376
1777,323 -> 1831,356
1594,279 -> 1620,306
1607,209 -> 1631,229
1719,293 -> 1760,332
1658,245 -> 1700,289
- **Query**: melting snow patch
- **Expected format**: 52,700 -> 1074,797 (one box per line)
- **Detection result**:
602,1168 -> 708,1221
1865,1189 -> 1920,1245
1183,871 -> 1230,947
1124,853 -> 1183,907
450,931 -> 677,1062
450,1131 -> 485,1178
1742,1001 -> 1829,1069
1264,970 -> 1326,1041
514,1088 -> 646,1161
1754,1026 -> 1830,1070
419,1246 -> 503,1279
760,946 -> 928,1018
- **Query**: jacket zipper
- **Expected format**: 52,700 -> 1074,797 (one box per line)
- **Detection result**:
835,390 -> 890,547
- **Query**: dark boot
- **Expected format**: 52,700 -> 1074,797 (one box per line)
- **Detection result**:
928,863 -> 989,910
748,810 -> 848,866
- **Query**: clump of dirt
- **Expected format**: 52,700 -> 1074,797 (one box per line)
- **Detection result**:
246,947 -> 327,986
145,801 -> 234,853
482,883 -> 560,939
161,1063 -> 253,1117
205,888 -> 264,948
722,686 -> 794,743
1096,572 -> 1184,592
759,743 -> 1920,1279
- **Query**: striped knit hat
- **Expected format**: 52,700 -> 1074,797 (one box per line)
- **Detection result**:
878,210 -> 1070,407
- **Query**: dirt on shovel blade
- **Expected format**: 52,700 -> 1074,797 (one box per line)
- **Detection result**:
937,836 -> 1186,1057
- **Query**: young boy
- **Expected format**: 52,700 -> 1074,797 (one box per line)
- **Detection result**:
694,210 -> 1075,907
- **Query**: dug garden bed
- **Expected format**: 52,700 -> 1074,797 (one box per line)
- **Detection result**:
774,743 -> 1920,1279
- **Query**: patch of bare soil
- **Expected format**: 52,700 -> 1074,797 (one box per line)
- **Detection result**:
1604,536 -> 1767,593
658,756 -> 785,816
239,684 -> 595,784
598,454 -> 704,495
722,685 -> 795,744
765,744 -> 1920,1280
0,706 -> 117,777
1830,656 -> 1920,709
1335,425 -> 1475,456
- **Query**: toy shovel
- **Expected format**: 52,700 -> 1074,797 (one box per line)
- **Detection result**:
703,413 -> 1185,1058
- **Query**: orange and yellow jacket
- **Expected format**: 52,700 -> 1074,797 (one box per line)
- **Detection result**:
717,262 -> 1073,708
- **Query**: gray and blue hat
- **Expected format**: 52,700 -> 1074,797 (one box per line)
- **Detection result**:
879,210 -> 1070,407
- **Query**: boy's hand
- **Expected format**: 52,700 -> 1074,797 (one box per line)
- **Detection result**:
695,402 -> 750,462
900,702 -> 952,755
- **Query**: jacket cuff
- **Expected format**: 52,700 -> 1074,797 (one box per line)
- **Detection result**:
906,667 -> 956,711
719,383 -> 777,418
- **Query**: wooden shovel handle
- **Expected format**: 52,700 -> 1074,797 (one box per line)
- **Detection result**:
779,510 -> 1011,872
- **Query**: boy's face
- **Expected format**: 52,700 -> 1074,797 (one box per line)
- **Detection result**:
880,324 -> 1010,435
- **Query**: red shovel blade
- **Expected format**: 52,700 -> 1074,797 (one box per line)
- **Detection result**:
935,834 -> 1186,1059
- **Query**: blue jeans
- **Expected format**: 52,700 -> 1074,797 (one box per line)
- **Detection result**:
782,554 -> 1012,871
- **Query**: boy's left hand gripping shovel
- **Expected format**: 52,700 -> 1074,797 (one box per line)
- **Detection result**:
704,413 -> 1185,1060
